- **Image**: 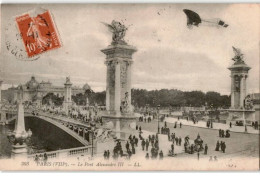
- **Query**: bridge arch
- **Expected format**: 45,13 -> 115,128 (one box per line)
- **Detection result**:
25,114 -> 89,146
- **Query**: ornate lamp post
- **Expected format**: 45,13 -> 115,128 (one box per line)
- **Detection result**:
145,104 -> 149,116
157,105 -> 160,134
90,125 -> 95,158
7,101 -> 32,158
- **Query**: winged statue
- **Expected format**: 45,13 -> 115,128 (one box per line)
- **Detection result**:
102,20 -> 128,44
232,46 -> 244,63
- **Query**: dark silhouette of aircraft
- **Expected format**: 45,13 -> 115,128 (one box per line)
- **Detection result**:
183,9 -> 229,29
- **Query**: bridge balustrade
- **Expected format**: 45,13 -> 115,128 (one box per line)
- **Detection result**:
28,146 -> 92,160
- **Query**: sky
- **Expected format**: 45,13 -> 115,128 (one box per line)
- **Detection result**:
1,3 -> 259,95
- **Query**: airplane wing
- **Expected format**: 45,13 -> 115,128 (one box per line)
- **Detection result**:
183,9 -> 202,26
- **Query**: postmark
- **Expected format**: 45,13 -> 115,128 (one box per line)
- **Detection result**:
15,10 -> 61,58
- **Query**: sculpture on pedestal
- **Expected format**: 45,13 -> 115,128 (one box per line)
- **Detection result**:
102,20 -> 128,45
232,46 -> 245,64
101,20 -> 137,139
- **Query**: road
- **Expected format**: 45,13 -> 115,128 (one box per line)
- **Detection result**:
137,118 -> 259,159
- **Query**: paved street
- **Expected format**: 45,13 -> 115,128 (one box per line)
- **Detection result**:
137,118 -> 259,159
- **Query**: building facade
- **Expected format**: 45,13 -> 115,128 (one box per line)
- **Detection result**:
1,76 -> 90,106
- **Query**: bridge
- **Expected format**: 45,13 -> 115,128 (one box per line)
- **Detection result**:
1,108 -> 96,147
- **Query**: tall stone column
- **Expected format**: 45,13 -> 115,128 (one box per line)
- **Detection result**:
0,81 -> 2,106
105,62 -> 110,112
64,77 -> 72,115
240,75 -> 244,108
230,76 -> 235,108
15,102 -> 26,135
127,62 -> 132,106
114,61 -> 121,115
240,75 -> 247,108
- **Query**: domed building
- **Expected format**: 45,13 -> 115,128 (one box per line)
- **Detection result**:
25,76 -> 39,90
4,76 -> 90,106
83,83 -> 91,92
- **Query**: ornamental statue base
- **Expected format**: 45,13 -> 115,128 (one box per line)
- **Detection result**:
102,112 -> 137,140
227,108 -> 256,125
11,144 -> 28,159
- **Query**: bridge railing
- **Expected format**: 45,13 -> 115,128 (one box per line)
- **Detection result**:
28,146 -> 93,160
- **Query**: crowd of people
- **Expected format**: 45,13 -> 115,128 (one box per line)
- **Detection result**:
215,141 -> 226,153
138,116 -> 152,123
219,129 -> 230,138
34,153 -> 48,163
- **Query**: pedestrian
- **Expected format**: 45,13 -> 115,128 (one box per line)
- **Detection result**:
179,137 -> 182,146
204,144 -> 208,155
128,150 -> 132,160
141,139 -> 145,151
132,145 -> 135,154
229,122 -> 232,128
171,143 -> 174,154
107,150 -> 110,159
151,139 -> 154,147
126,141 -> 130,152
159,150 -> 164,160
103,150 -> 107,160
222,130 -> 225,138
191,144 -> 194,154
135,137 -> 138,147
171,133 -> 174,141
215,141 -> 220,151
136,125 -> 138,130
222,142 -> 226,153
34,155 -> 39,162
145,139 -> 149,151
139,126 -> 142,132
168,132 -> 171,141
43,153 -> 48,162
197,151 -> 200,160
218,129 -> 221,137
145,153 -> 149,159
180,122 -> 182,128
174,122 -> 177,128
220,141 -> 223,152
175,137 -> 178,145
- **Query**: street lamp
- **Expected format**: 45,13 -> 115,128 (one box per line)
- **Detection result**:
157,105 -> 160,134
91,126 -> 95,157
145,104 -> 149,116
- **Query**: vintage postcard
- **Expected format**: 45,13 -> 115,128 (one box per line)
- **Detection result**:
0,3 -> 259,171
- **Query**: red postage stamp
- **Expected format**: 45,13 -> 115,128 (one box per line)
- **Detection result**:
15,10 -> 61,58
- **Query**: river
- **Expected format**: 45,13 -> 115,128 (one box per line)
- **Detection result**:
0,116 -> 83,159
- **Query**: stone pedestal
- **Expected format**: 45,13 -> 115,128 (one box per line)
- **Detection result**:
102,113 -> 136,139
11,144 -> 28,159
227,56 -> 256,125
101,43 -> 137,139
227,109 -> 256,125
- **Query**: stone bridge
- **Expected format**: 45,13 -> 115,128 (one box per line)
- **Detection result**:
1,109 -> 96,147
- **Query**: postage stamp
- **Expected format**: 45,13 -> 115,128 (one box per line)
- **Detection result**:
15,10 -> 61,58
